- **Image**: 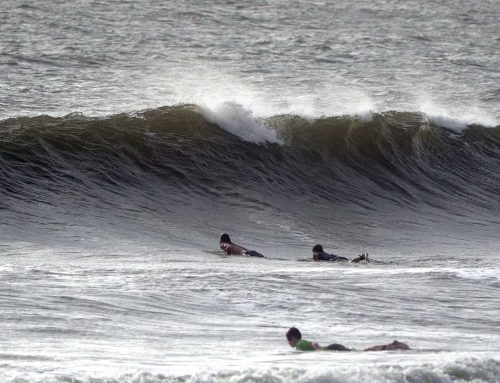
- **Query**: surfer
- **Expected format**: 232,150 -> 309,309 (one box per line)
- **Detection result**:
219,233 -> 264,258
286,327 -> 410,352
312,244 -> 368,262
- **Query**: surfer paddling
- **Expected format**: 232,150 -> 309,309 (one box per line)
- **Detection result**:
286,327 -> 410,352
219,233 -> 264,258
312,244 -> 368,262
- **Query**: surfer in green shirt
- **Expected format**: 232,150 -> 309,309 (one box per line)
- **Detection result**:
286,327 -> 410,351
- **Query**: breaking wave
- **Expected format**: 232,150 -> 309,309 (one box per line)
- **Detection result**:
3,358 -> 500,383
1,104 -> 499,245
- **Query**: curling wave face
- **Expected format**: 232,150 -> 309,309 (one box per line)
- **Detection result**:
1,105 -> 499,255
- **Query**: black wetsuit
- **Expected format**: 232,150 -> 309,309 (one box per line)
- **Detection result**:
314,252 -> 348,262
245,250 -> 265,258
324,343 -> 351,351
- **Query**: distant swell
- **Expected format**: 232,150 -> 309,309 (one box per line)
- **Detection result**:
1,105 -> 499,240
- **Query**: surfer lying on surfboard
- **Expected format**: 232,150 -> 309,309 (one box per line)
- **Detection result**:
286,327 -> 410,351
219,233 -> 265,258
312,244 -> 369,262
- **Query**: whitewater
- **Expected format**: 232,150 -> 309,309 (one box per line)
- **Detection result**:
1,0 -> 500,382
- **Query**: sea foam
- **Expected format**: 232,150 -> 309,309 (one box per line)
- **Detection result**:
5,358 -> 499,383
200,101 -> 283,145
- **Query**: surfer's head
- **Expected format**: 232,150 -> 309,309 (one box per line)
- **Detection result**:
286,327 -> 302,347
312,244 -> 323,253
220,233 -> 231,243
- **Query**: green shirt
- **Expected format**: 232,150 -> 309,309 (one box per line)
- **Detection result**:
296,339 -> 315,351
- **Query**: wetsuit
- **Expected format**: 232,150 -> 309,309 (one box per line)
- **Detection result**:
324,343 -> 351,351
296,339 -> 350,351
313,251 -> 348,262
220,242 -> 264,257
245,250 -> 265,258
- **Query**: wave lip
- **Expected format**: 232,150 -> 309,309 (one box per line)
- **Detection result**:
200,101 -> 283,144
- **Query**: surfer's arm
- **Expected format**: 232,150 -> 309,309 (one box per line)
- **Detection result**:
312,252 -> 326,261
221,243 -> 248,255
220,243 -> 232,254
351,253 -> 368,263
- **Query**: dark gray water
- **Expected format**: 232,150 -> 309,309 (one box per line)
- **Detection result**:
2,0 -> 499,123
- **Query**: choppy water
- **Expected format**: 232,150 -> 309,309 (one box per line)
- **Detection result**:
1,1 -> 500,382
2,0 -> 500,124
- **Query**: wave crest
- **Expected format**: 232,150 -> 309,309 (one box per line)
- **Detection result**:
1,105 -> 499,226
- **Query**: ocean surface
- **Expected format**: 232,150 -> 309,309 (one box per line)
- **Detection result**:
1,1 -> 500,382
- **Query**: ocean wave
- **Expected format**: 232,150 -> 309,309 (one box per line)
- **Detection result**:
4,358 -> 500,383
455,268 -> 500,283
1,105 -> 499,235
